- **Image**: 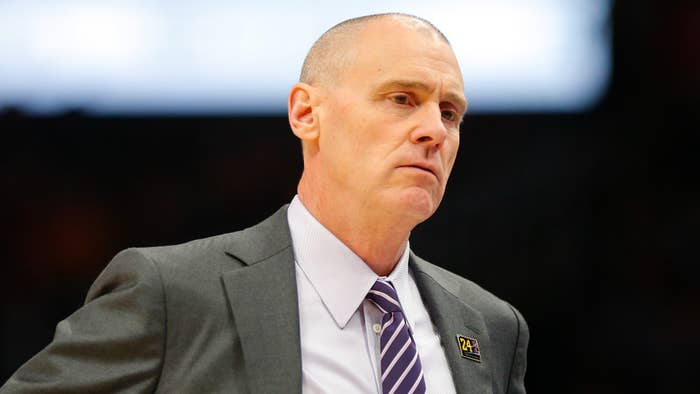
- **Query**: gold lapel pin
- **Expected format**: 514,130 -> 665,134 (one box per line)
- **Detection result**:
456,335 -> 481,363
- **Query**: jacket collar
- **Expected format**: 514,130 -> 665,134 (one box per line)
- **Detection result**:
219,205 -> 492,394
221,205 -> 303,394
410,252 -> 493,394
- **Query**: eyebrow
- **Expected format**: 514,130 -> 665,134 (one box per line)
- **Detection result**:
375,79 -> 468,114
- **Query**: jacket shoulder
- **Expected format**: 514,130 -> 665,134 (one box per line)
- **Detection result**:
410,254 -> 529,393
132,204 -> 291,271
87,205 -> 292,308
410,254 -> 527,334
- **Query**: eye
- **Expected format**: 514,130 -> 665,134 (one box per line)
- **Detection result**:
441,109 -> 459,122
390,93 -> 411,105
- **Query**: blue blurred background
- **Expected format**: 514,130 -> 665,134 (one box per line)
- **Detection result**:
0,0 -> 611,114
1,1 -> 698,392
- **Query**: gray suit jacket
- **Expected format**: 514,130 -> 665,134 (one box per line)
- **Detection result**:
1,205 -> 528,393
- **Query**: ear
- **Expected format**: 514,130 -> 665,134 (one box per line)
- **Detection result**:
288,82 -> 319,142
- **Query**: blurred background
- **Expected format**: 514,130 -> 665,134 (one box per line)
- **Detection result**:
1,0 -> 698,393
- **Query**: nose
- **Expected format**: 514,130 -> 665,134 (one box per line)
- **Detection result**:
409,104 -> 448,148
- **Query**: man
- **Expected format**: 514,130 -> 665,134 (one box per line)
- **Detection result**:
1,13 -> 528,393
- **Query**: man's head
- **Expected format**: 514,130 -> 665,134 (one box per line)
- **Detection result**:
288,13 -> 467,229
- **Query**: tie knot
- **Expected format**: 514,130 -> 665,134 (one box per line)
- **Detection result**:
366,279 -> 403,314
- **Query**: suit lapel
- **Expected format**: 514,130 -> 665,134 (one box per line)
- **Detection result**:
220,206 -> 302,394
410,255 -> 493,394
218,205 -> 492,393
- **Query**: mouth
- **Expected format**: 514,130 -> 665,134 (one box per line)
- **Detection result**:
400,163 -> 440,181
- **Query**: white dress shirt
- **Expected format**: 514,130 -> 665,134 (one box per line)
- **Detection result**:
287,196 -> 456,393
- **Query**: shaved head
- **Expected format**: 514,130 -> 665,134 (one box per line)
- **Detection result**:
299,13 -> 450,87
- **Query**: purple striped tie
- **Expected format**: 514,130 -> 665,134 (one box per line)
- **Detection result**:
366,279 -> 427,394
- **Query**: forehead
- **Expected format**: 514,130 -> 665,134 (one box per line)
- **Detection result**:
345,18 -> 465,100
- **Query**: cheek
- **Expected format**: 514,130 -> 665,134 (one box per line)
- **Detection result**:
338,119 -> 382,162
319,124 -> 370,177
443,136 -> 460,171
321,98 -> 393,174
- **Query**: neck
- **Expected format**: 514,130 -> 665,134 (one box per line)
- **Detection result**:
297,174 -> 414,276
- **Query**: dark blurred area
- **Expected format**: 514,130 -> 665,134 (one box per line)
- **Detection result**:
1,1 -> 698,393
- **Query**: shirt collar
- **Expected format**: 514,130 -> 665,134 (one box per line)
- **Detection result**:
287,195 -> 411,328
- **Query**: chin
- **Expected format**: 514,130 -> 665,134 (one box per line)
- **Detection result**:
394,187 -> 441,223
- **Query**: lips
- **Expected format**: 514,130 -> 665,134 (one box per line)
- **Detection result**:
399,162 -> 440,181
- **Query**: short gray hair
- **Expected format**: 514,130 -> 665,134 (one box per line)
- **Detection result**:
299,13 -> 450,86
